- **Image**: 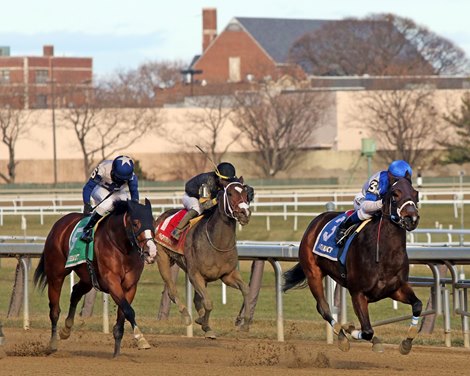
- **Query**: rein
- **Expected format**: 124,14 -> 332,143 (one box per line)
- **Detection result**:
204,181 -> 246,252
123,214 -> 154,259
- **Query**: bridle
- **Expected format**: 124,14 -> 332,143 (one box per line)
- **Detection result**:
221,181 -> 250,220
385,180 -> 419,229
204,182 -> 250,252
124,212 -> 156,259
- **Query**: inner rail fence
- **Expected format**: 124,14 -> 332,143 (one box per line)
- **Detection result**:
1,233 -> 469,347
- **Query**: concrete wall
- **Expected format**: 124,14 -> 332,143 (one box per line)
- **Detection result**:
0,89 -> 467,184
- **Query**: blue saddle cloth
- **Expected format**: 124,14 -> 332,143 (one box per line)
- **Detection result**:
312,213 -> 357,265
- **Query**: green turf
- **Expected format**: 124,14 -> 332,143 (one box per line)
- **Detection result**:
0,203 -> 469,347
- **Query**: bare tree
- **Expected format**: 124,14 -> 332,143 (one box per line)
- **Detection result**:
60,79 -> 164,179
289,13 -> 469,76
185,95 -> 240,163
356,88 -> 442,166
0,103 -> 32,183
439,91 -> 470,164
232,85 -> 331,177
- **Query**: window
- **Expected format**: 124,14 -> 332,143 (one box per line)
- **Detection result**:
36,94 -> 48,108
228,57 -> 241,82
36,70 -> 49,84
0,70 -> 10,84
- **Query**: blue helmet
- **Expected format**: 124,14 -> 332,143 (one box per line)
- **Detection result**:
111,155 -> 134,181
388,160 -> 412,178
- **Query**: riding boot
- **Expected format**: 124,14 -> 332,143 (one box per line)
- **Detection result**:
335,211 -> 361,246
80,212 -> 103,243
171,209 -> 198,240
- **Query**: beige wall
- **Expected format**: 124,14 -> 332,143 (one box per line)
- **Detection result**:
0,89 -> 467,184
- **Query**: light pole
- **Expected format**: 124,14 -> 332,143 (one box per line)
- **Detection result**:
50,63 -> 57,185
180,68 -> 203,96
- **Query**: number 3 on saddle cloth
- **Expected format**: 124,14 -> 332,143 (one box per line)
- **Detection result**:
155,210 -> 203,254
313,211 -> 371,277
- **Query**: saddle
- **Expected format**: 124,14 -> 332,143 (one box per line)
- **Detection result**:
155,210 -> 203,254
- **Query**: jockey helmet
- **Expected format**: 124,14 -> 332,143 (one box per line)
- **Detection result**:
388,160 -> 412,178
111,155 -> 134,181
215,162 -> 236,180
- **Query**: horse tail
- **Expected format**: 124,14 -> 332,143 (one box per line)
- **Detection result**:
282,263 -> 308,292
33,251 -> 48,291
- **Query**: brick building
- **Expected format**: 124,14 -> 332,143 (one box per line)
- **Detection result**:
0,45 -> 92,109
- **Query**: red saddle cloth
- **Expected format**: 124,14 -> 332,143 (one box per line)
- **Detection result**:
155,209 -> 189,254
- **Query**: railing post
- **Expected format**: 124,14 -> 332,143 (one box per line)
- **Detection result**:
186,273 -> 193,338
20,257 -> 30,330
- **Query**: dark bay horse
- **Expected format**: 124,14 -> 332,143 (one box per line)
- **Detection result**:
155,180 -> 252,338
283,177 -> 421,354
34,199 -> 157,357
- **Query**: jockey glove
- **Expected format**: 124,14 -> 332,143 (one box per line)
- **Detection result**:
83,203 -> 93,215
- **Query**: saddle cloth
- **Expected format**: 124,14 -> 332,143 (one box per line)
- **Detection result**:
155,210 -> 202,255
312,212 -> 370,265
66,217 -> 95,268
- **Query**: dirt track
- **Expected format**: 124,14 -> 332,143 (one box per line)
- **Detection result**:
0,327 -> 469,376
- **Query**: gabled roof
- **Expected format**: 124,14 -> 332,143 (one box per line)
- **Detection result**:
234,17 -> 331,63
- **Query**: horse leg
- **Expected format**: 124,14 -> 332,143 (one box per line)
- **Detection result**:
350,292 -> 383,352
190,273 -> 215,339
112,308 -> 126,358
221,270 -> 251,332
156,249 -> 191,325
59,280 -> 92,340
46,278 -> 64,353
193,292 -> 205,326
108,279 -> 149,357
391,283 -> 423,355
303,265 -> 349,349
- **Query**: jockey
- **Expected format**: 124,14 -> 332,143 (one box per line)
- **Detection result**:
80,155 -> 139,243
335,160 -> 413,246
171,162 -> 254,240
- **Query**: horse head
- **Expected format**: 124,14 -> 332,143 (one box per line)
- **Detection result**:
127,198 -> 157,263
384,177 -> 420,231
219,179 -> 251,226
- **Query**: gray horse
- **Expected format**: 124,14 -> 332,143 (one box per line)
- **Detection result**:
155,180 -> 252,338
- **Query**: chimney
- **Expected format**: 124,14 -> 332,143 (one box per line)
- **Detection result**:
43,45 -> 54,56
202,8 -> 217,52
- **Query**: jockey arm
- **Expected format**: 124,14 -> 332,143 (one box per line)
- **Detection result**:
127,174 -> 139,202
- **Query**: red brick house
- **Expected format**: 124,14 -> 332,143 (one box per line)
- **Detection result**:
191,9 -> 329,84
0,45 -> 92,109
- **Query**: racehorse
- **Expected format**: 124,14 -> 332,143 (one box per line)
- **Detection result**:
34,199 -> 157,357
283,177 -> 421,354
154,180 -> 252,338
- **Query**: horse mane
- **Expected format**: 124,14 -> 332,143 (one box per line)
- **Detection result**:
113,200 -> 129,215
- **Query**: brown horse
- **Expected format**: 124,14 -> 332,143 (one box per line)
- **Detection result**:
155,180 -> 252,338
283,177 -> 421,354
34,199 -> 157,357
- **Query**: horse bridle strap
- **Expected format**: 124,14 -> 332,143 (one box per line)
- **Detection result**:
123,214 -> 154,257
222,182 -> 249,219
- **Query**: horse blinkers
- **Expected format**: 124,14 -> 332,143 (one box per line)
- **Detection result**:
127,199 -> 157,263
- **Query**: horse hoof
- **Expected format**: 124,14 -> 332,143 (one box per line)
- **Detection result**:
204,331 -> 217,339
337,329 -> 350,352
137,337 -> 151,350
181,309 -> 192,326
333,322 -> 342,335
195,317 -> 204,326
238,323 -> 250,332
372,336 -> 384,353
342,322 -> 356,334
59,327 -> 71,340
399,339 -> 413,355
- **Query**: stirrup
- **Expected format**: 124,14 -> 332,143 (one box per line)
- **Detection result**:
80,229 -> 93,243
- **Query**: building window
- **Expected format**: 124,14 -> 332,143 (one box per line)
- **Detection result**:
36,94 -> 48,108
36,70 -> 49,84
228,57 -> 241,82
0,70 -> 10,84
